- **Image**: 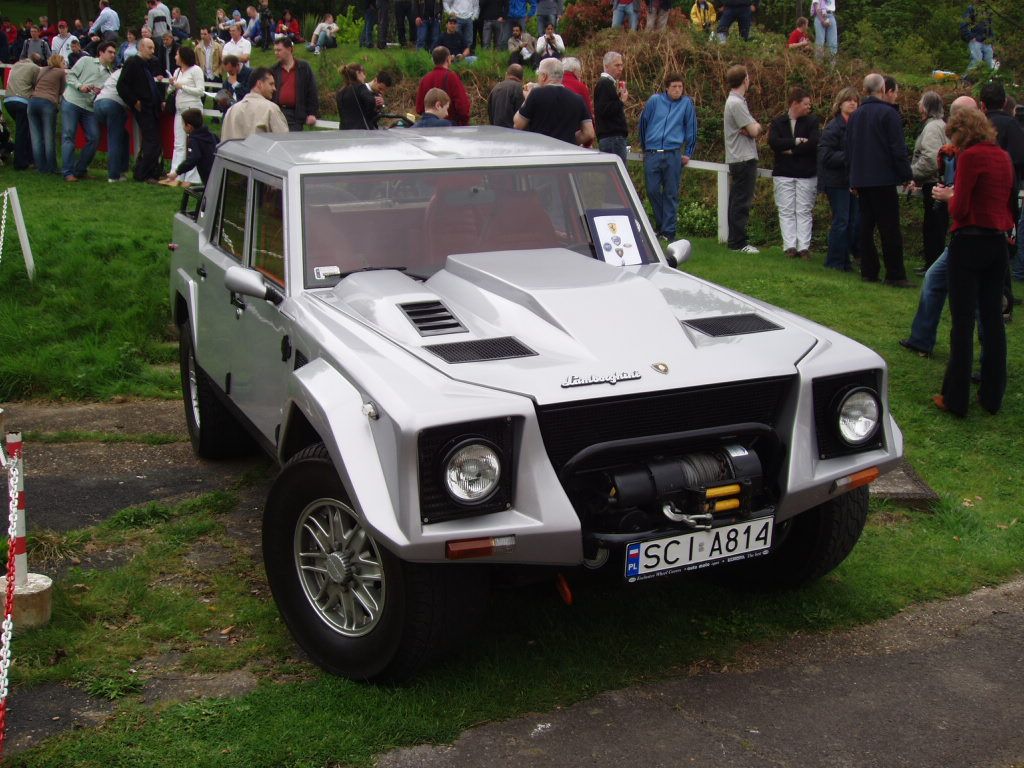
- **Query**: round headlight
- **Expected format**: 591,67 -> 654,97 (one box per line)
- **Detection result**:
837,388 -> 881,445
444,442 -> 501,503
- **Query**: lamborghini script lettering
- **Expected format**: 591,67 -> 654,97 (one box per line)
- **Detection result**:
561,370 -> 643,388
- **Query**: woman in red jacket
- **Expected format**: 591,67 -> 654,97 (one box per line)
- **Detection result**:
276,10 -> 301,42
931,107 -> 1015,416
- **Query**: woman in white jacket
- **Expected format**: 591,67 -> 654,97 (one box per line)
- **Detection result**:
166,45 -> 205,185
535,23 -> 564,62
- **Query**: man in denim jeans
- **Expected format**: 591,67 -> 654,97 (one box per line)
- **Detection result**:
61,40 -> 115,182
900,96 -> 979,356
610,0 -> 638,31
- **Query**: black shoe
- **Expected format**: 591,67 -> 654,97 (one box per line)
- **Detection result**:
971,371 -> 982,384
899,338 -> 931,357
884,279 -> 913,288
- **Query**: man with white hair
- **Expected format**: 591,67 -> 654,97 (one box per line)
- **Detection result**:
593,50 -> 629,162
846,72 -> 913,286
899,95 -> 980,357
513,58 -> 594,146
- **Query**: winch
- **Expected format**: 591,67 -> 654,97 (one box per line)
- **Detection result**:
604,444 -> 763,530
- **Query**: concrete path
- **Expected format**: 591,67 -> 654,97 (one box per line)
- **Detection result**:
378,578 -> 1024,768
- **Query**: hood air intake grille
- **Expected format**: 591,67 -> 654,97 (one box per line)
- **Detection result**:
683,313 -> 783,337
399,300 -> 467,336
424,337 -> 538,364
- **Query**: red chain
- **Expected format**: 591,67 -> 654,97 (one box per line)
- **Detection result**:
0,443 -> 19,757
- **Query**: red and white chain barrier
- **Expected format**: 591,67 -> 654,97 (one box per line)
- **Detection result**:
0,430 -> 23,757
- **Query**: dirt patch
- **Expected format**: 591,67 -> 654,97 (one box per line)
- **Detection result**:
141,668 -> 261,706
2,683 -> 116,755
0,399 -> 188,438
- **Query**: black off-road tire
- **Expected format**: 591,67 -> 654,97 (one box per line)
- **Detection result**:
727,486 -> 869,588
262,443 -> 489,682
178,320 -> 255,459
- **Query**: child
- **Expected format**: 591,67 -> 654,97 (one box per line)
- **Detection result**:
788,17 -> 810,49
163,108 -> 218,186
412,88 -> 452,128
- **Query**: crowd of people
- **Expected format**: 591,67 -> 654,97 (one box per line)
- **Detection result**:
2,3 -> 1020,417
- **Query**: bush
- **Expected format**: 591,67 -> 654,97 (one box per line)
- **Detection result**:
677,200 -> 717,238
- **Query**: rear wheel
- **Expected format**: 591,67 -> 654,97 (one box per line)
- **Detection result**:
262,444 -> 488,682
178,320 -> 254,459
728,486 -> 869,588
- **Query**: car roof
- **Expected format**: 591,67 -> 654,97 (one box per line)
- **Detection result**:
216,126 -> 603,174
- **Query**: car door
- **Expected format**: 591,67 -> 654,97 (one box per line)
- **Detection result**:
227,173 -> 293,446
195,164 -> 251,394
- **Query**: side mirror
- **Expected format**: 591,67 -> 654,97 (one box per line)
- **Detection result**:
667,239 -> 692,266
225,265 -> 284,305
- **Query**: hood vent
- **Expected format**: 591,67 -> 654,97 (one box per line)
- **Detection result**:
683,313 -> 782,337
424,337 -> 538,364
398,300 -> 467,336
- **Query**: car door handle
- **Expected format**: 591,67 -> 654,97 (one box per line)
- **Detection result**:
230,294 -> 246,311
196,266 -> 207,279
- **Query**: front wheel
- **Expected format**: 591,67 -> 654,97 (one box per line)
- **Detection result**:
262,444 -> 488,682
727,486 -> 869,588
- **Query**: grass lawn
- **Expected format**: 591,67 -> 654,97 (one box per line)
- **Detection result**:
0,150 -> 1022,766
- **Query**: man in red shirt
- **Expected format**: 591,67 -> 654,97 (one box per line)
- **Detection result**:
271,37 -> 319,131
415,46 -> 470,126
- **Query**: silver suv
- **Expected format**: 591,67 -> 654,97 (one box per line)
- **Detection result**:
170,128 -> 902,681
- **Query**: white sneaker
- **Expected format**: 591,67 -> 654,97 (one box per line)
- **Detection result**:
313,47 -> 321,54
735,244 -> 760,254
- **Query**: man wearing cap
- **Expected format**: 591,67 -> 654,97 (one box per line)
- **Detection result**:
51,21 -> 77,62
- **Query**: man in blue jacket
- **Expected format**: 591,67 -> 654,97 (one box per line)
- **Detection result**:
639,73 -> 697,241
846,72 -> 912,286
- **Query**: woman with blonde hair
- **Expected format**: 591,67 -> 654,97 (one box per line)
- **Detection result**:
931,107 -> 1014,416
816,85 -> 859,270
26,53 -> 66,174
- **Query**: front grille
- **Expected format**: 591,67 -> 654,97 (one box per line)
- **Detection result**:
812,370 -> 885,459
535,377 -> 794,472
417,418 -> 516,524
424,337 -> 537,364
683,313 -> 782,337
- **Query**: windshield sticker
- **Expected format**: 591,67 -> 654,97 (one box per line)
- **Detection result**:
585,208 -> 647,266
313,266 -> 342,281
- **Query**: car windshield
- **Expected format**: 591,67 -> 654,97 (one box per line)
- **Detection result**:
301,164 -> 656,288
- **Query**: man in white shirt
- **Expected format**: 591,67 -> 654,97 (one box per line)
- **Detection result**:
222,23 -> 251,63
51,20 -> 77,63
88,0 -> 120,45
223,67 -> 289,140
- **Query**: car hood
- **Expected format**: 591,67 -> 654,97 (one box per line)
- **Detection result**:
311,250 -> 819,405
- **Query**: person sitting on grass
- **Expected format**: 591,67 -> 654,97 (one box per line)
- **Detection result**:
413,87 -> 452,127
788,17 -> 810,49
163,107 -> 218,186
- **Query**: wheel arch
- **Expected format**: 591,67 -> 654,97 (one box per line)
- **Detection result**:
281,359 -> 410,551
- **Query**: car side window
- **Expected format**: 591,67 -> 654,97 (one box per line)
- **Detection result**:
252,181 -> 285,287
214,169 -> 249,260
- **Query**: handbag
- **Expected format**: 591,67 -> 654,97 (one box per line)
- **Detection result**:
163,85 -> 177,115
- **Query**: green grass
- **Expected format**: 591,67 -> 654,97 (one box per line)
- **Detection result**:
4,238 -> 1023,766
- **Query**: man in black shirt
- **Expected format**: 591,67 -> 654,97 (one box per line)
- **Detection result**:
513,58 -> 594,146
593,50 -> 629,162
488,63 -> 524,128
117,37 -> 164,182
437,17 -> 469,59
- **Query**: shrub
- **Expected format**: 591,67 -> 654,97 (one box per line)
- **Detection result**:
677,200 -> 717,238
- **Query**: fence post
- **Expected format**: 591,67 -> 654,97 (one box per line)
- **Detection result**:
717,166 -> 730,244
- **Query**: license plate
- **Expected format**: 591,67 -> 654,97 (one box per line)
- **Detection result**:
625,517 -> 773,582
